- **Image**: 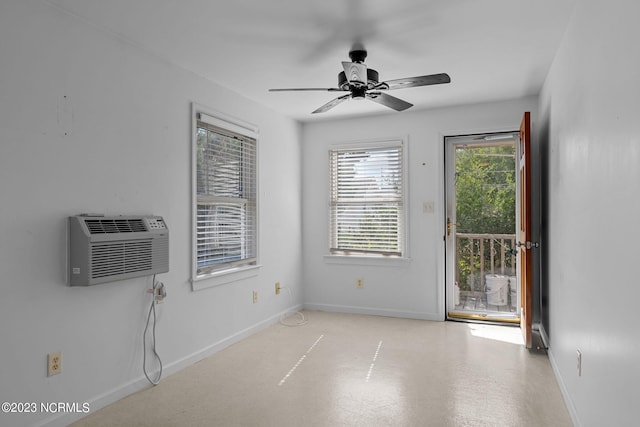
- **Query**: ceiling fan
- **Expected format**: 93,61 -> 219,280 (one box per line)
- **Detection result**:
269,48 -> 451,114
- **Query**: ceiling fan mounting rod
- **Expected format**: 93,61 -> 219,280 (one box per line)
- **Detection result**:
349,49 -> 367,63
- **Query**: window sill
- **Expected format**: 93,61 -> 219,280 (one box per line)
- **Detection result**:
323,255 -> 411,267
191,264 -> 262,291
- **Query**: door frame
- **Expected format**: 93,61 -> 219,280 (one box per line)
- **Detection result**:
443,131 -> 521,322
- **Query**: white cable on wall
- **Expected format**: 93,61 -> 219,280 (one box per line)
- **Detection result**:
143,274 -> 164,385
279,286 -> 307,327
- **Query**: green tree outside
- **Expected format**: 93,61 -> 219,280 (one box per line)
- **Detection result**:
455,143 -> 516,291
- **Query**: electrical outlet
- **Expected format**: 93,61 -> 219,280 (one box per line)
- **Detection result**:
253,291 -> 258,303
357,279 -> 364,289
154,283 -> 166,303
577,350 -> 582,376
48,352 -> 62,377
275,282 -> 281,295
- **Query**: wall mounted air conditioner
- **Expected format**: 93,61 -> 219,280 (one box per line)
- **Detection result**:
68,215 -> 169,286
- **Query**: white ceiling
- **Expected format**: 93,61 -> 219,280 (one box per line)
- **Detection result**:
46,0 -> 576,122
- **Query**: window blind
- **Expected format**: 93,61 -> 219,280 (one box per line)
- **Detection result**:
329,143 -> 404,256
196,120 -> 257,276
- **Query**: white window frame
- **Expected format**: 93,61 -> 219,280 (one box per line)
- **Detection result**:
326,138 -> 409,263
191,104 -> 260,290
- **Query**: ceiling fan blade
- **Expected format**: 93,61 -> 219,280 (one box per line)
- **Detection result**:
379,73 -> 451,90
366,92 -> 413,111
269,87 -> 345,92
312,94 -> 351,114
342,61 -> 368,86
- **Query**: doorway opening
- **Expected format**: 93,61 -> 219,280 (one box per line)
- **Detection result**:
445,132 -> 519,324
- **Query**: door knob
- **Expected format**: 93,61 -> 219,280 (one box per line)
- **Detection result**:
516,241 -> 539,249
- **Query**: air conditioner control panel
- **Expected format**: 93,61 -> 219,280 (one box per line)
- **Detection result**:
146,218 -> 167,230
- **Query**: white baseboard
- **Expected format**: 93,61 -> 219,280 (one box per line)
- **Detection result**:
37,304 -> 303,427
544,332 -> 582,427
538,323 -> 550,349
303,303 -> 443,321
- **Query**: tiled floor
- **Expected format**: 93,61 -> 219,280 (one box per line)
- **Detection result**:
71,311 -> 572,427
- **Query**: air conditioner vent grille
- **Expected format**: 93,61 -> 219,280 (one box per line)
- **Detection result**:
86,219 -> 147,234
90,240 -> 153,278
69,214 -> 169,286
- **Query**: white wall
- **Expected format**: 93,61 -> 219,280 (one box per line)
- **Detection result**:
537,0 -> 640,425
301,97 -> 538,320
0,2 -> 302,426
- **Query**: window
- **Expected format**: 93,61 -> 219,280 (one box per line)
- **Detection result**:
329,140 -> 405,257
194,111 -> 257,280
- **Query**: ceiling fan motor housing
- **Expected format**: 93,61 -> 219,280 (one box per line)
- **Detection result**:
338,68 -> 380,91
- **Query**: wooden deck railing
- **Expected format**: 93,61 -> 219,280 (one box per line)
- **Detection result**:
455,233 -> 516,292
